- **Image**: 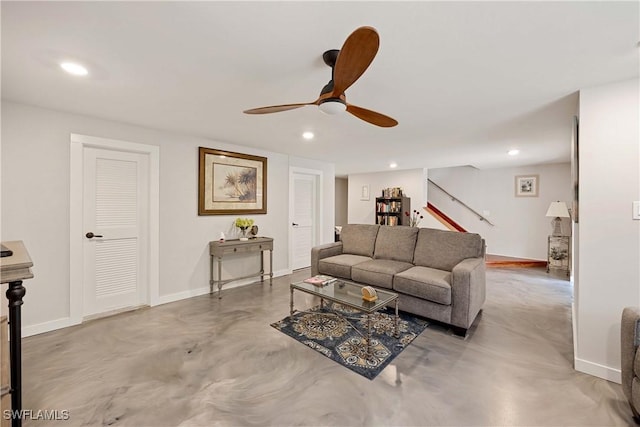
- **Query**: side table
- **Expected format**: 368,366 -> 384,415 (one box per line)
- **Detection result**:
209,237 -> 273,298
547,235 -> 570,277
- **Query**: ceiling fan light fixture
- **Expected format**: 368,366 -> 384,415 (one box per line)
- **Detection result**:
318,99 -> 347,115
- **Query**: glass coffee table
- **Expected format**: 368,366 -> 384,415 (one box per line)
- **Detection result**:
290,279 -> 399,356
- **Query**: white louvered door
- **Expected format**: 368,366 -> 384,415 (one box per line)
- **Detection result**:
291,173 -> 316,270
83,147 -> 149,317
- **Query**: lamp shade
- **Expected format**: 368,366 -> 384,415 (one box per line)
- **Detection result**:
546,201 -> 570,218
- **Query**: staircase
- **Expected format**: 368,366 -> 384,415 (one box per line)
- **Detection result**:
485,254 -> 547,269
425,202 -> 467,232
424,202 -> 547,269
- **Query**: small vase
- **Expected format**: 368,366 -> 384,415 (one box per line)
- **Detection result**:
239,228 -> 249,241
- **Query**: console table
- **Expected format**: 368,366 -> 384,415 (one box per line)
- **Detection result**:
1,241 -> 33,427
209,237 -> 273,298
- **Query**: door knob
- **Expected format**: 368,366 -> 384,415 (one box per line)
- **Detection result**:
292,223 -> 299,226
85,232 -> 103,239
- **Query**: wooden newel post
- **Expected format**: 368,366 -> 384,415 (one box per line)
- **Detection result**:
1,241 -> 34,427
6,281 -> 25,426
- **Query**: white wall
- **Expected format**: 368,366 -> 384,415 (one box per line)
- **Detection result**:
1,101 -> 335,335
429,164 -> 572,260
348,169 -> 425,224
574,78 -> 640,382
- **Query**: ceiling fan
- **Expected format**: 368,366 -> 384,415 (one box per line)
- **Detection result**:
243,26 -> 398,128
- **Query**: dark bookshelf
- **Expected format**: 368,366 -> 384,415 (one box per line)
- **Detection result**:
375,196 -> 411,226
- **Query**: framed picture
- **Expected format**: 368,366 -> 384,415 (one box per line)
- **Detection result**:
515,174 -> 539,197
198,147 -> 267,215
360,185 -> 370,201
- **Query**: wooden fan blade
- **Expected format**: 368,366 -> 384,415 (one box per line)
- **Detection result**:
346,104 -> 398,128
243,102 -> 316,114
332,26 -> 380,96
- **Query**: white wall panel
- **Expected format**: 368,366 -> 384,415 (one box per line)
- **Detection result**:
575,78 -> 640,382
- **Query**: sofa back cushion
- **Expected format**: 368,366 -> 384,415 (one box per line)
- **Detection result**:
341,224 -> 380,257
374,226 -> 419,263
413,228 -> 484,271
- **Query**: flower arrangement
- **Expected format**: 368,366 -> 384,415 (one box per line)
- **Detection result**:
235,217 -> 254,240
549,247 -> 568,261
405,210 -> 424,227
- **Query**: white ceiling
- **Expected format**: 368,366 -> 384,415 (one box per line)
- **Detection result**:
2,1 -> 638,175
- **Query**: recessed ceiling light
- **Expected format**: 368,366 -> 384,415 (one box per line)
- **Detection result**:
60,62 -> 88,76
302,131 -> 314,140
508,149 -> 520,156
389,162 -> 398,168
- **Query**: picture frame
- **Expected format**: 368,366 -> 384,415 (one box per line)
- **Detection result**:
198,147 -> 267,215
515,174 -> 539,197
360,184 -> 370,201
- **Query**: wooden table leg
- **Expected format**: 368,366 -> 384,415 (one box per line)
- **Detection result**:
269,250 -> 273,286
6,281 -> 25,427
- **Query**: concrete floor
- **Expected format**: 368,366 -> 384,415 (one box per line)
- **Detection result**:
22,267 -> 631,426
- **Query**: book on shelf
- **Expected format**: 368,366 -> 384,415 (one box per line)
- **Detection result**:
304,275 -> 337,286
382,187 -> 403,198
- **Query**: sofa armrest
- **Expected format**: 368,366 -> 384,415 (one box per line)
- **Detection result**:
450,257 -> 486,329
311,242 -> 343,276
621,307 -> 640,402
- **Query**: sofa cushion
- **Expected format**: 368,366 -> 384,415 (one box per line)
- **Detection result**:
373,225 -> 419,263
413,228 -> 483,271
318,254 -> 372,280
394,266 -> 452,305
340,224 -> 380,257
352,259 -> 413,289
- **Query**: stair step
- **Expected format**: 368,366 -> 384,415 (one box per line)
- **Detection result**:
485,254 -> 547,269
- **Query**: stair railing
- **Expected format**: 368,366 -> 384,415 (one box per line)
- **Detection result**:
427,178 -> 495,226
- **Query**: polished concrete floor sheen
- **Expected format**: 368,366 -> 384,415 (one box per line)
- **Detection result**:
23,268 -> 631,426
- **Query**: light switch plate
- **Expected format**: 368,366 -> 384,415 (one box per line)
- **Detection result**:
633,201 -> 640,220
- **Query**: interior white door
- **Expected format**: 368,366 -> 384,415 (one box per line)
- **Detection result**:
82,147 -> 149,317
291,173 -> 316,270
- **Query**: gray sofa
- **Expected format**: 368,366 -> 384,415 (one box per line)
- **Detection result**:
621,307 -> 640,422
311,224 -> 486,337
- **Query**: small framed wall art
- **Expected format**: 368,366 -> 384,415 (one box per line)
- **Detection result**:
515,174 -> 539,197
360,185 -> 370,201
198,147 -> 267,215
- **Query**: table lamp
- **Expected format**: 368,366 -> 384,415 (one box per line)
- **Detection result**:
545,201 -> 570,236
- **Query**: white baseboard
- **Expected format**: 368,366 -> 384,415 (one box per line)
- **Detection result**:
20,269 -> 293,335
154,286 -> 211,306
575,357 -> 621,384
154,268 -> 291,307
22,317 -> 80,338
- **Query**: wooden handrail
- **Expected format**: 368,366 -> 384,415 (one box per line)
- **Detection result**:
427,179 -> 495,226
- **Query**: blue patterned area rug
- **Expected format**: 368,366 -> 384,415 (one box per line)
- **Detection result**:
271,303 -> 428,380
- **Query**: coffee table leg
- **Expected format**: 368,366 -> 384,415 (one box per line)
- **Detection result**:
367,313 -> 372,356
395,299 -> 399,338
289,285 -> 294,316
